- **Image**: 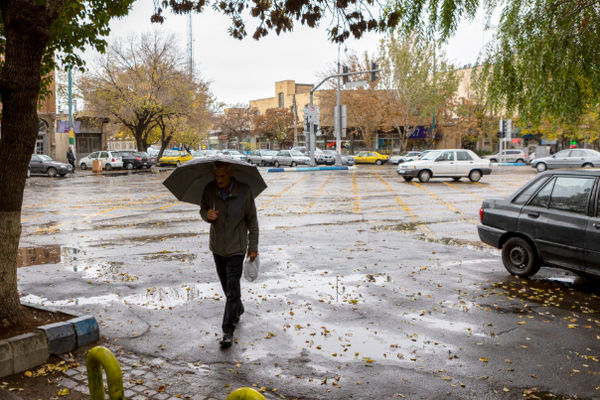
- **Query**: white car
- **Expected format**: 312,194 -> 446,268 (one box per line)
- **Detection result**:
79,151 -> 123,170
221,149 -> 247,161
397,149 -> 491,182
390,151 -> 422,165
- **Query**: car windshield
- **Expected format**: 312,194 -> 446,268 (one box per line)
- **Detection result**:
164,150 -> 180,156
291,151 -> 304,156
39,155 -> 53,162
227,150 -> 241,155
420,151 -> 442,160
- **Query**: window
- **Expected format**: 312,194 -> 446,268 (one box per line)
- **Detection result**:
88,152 -> 99,159
570,150 -> 585,157
514,177 -> 549,205
100,151 -> 108,158
529,178 -> 555,208
437,151 -> 455,161
507,150 -> 521,155
554,150 -> 570,157
548,176 -> 594,214
456,151 -> 473,161
31,155 -> 40,162
278,92 -> 284,108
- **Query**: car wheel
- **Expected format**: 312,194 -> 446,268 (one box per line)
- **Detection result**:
490,158 -> 497,163
501,237 -> 540,277
452,177 -> 461,182
375,159 -> 383,165
260,160 -> 266,166
402,176 -> 413,182
468,169 -> 482,182
126,162 -> 134,170
274,161 -> 280,167
418,170 -> 431,183
536,162 -> 547,172
105,164 -> 112,171
582,163 -> 593,168
80,163 -> 87,170
291,161 -> 297,167
516,158 -> 524,163
47,167 -> 57,177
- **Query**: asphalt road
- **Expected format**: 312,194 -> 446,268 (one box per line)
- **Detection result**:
17,165 -> 600,399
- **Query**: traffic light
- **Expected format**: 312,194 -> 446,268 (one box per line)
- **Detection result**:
370,62 -> 379,82
342,65 -> 349,84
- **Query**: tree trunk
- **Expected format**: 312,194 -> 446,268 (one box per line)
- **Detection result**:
0,1 -> 62,324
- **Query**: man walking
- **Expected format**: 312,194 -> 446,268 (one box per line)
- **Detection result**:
200,161 -> 259,348
66,146 -> 76,171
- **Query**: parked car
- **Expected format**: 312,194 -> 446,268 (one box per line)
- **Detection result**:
390,151 -> 422,165
29,154 -> 73,177
158,150 -> 193,167
118,151 -> 149,169
221,149 -> 247,161
315,148 -> 335,165
353,151 -> 390,165
397,149 -> 491,183
323,150 -> 355,166
291,146 -> 307,154
530,149 -> 600,172
79,151 -> 123,171
478,170 -> 600,277
483,149 -> 528,163
273,150 -> 310,167
138,151 -> 156,168
247,150 -> 278,166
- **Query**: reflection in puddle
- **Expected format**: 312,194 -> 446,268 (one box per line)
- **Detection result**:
21,293 -> 120,307
17,245 -> 61,267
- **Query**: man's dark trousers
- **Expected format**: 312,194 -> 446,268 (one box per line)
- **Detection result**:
213,253 -> 244,334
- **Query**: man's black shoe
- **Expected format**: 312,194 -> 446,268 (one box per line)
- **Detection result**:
219,332 -> 233,349
234,305 -> 245,324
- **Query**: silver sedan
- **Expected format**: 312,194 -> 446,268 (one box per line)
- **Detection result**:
531,149 -> 600,172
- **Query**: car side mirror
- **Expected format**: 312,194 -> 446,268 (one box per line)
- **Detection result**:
435,157 -> 444,162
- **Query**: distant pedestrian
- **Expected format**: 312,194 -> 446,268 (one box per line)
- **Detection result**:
66,146 -> 76,171
200,161 -> 259,348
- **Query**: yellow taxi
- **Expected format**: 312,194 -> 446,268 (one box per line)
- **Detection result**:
159,150 -> 194,167
353,151 -> 390,165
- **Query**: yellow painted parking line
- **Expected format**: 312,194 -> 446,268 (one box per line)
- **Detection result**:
442,182 -> 484,201
159,201 -> 179,210
304,173 -> 334,212
258,174 -> 309,211
373,172 -> 432,235
352,171 -> 360,213
411,181 -> 478,224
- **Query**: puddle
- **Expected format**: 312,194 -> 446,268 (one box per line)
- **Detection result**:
123,283 -> 223,309
17,245 -> 61,267
21,293 -> 120,306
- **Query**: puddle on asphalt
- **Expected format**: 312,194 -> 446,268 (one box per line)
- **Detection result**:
17,245 -> 61,267
486,274 -> 600,313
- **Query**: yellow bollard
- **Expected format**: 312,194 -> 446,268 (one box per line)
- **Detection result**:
226,387 -> 267,400
86,346 -> 125,400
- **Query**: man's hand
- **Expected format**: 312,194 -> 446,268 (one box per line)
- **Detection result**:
248,251 -> 258,262
207,209 -> 219,221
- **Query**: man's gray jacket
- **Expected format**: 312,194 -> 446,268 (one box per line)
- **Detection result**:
200,179 -> 259,257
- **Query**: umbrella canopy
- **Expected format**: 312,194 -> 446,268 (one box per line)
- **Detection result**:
162,155 -> 267,206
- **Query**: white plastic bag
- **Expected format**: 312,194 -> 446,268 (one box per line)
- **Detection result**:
243,254 -> 260,282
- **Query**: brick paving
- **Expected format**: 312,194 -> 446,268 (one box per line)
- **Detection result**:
56,344 -> 282,400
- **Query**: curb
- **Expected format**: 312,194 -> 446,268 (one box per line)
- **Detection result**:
268,166 -> 354,173
0,306 -> 99,378
490,162 -> 527,166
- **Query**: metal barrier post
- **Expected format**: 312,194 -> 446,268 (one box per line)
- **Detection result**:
86,346 -> 125,400
226,387 -> 266,400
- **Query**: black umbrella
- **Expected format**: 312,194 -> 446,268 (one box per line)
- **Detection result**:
162,155 -> 267,205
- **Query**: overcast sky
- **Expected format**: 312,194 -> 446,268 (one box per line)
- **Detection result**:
90,0 -> 493,107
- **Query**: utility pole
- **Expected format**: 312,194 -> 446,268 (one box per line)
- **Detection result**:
292,94 -> 298,147
187,13 -> 194,75
334,44 -> 342,166
68,65 -> 75,156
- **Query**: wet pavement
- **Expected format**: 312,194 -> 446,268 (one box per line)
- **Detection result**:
17,166 -> 600,399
